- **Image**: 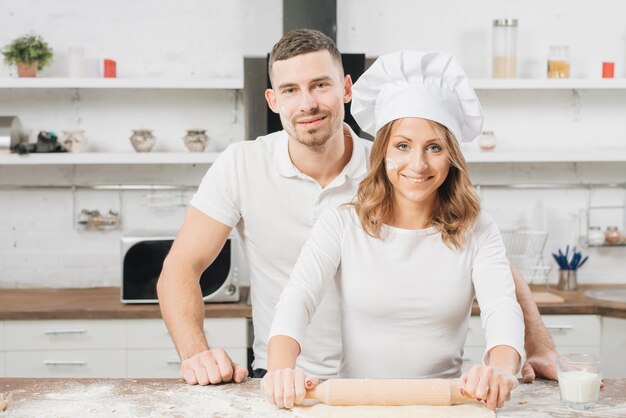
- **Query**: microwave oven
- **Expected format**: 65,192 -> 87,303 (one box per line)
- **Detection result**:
121,232 -> 240,303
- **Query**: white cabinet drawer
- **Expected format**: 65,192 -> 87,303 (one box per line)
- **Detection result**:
465,316 -> 486,346
542,315 -> 601,347
0,352 -> 5,377
5,350 -> 126,377
126,348 -> 247,378
5,320 -> 125,350
126,318 -> 247,349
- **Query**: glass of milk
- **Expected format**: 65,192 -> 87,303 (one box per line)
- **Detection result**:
557,354 -> 602,410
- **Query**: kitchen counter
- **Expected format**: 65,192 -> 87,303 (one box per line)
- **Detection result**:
1,284 -> 626,320
472,284 -> 626,319
0,287 -> 251,319
1,377 -> 625,417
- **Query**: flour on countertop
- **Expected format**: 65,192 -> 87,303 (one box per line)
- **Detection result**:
2,380 -> 290,418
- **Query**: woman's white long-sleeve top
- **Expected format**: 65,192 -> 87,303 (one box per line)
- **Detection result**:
269,206 -> 525,378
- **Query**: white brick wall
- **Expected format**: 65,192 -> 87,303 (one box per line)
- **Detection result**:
1,0 -> 625,287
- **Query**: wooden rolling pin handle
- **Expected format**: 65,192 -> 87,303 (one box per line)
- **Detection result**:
306,379 -> 473,406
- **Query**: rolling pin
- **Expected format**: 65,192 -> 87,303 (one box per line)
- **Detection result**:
305,378 -> 471,406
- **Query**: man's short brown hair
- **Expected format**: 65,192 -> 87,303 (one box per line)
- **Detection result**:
268,28 -> 343,84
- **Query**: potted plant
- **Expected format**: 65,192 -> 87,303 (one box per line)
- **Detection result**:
2,33 -> 53,77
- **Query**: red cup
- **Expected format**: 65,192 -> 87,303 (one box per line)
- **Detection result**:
104,59 -> 117,78
602,62 -> 614,79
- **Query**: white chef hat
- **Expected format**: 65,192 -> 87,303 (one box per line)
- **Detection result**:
351,50 -> 484,143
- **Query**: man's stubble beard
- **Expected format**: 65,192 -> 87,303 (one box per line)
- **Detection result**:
288,111 -> 344,149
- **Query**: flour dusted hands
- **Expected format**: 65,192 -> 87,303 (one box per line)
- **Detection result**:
261,368 -> 318,409
458,365 -> 518,410
181,348 -> 248,385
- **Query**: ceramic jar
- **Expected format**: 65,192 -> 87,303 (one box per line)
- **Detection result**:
605,226 -> 621,245
183,129 -> 209,152
60,130 -> 88,153
130,129 -> 156,152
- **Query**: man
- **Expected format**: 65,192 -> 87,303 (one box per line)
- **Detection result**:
157,28 -> 557,386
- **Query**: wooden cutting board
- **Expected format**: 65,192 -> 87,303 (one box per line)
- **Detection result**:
531,291 -> 565,303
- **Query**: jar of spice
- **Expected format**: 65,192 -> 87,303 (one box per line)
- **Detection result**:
547,45 -> 570,79
605,226 -> 621,245
587,226 -> 605,246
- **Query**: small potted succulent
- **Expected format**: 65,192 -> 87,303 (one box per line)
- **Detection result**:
2,33 -> 53,77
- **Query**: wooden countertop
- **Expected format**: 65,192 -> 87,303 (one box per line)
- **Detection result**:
471,284 -> 626,319
1,377 -> 625,417
0,284 -> 625,320
0,287 -> 252,320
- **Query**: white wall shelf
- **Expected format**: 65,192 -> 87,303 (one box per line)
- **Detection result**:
2,148 -> 625,166
2,78 -> 624,91
0,78 -> 243,89
462,148 -> 626,163
471,79 -> 626,90
0,152 -> 220,165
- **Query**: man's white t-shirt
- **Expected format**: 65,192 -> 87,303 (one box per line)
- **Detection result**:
190,125 -> 371,377
270,206 -> 525,378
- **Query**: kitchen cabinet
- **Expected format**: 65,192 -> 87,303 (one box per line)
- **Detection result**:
463,315 -> 602,373
5,350 -> 126,378
542,314 -> 601,354
4,319 -> 126,351
125,318 -> 247,378
0,318 -> 248,378
601,317 -> 626,378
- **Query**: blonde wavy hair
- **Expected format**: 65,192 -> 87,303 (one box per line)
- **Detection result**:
352,119 -> 480,249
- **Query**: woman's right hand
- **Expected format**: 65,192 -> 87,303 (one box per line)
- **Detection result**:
260,368 -> 318,409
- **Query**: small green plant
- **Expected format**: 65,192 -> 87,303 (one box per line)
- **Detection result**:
2,33 -> 54,70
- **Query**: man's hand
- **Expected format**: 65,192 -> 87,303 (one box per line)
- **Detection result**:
180,348 -> 248,385
521,350 -> 558,383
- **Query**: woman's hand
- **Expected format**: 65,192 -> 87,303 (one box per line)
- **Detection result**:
458,365 -> 518,410
260,368 -> 318,409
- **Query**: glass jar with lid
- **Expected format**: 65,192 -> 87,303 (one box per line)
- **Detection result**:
547,45 -> 570,79
478,131 -> 497,151
492,19 -> 518,78
587,226 -> 604,246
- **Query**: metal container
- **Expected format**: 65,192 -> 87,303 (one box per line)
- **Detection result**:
0,116 -> 23,152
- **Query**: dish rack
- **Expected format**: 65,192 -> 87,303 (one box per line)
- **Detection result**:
500,230 -> 551,285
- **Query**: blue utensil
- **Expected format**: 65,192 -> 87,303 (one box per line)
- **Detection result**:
552,253 -> 565,269
577,256 -> 589,269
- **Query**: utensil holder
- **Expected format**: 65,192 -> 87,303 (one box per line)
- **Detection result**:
557,269 -> 577,291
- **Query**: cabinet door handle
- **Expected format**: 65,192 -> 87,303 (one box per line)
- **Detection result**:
462,358 -> 473,362
545,325 -> 574,331
166,360 -> 181,365
44,360 -> 86,366
44,328 -> 87,335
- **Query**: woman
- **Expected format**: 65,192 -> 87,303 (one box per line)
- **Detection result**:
262,51 -> 525,411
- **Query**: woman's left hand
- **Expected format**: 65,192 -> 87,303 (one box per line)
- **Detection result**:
457,365 -> 518,410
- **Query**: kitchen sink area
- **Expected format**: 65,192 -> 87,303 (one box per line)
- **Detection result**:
585,287 -> 626,304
